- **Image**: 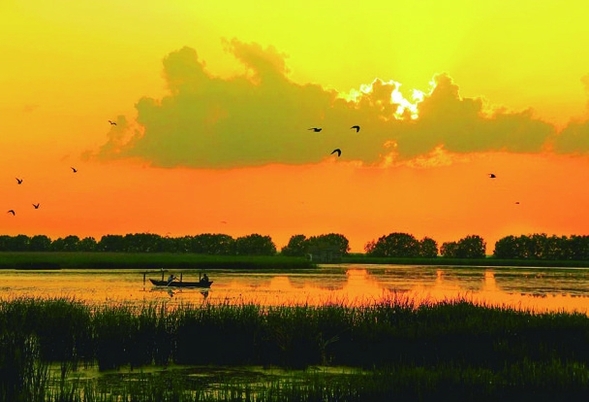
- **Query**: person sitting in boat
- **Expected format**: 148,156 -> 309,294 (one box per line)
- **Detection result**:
200,273 -> 209,284
167,274 -> 176,283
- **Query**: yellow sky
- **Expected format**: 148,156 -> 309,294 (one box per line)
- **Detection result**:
2,1 -> 589,253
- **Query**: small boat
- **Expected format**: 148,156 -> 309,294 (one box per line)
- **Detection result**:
149,278 -> 213,288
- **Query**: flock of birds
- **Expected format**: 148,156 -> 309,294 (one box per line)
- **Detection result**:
7,166 -> 79,216
308,125 -> 517,204
309,124 -> 361,158
6,121 -> 516,217
4,122 -> 117,217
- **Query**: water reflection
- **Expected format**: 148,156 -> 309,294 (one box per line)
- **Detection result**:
2,265 -> 589,314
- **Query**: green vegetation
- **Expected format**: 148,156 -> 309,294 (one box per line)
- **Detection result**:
0,233 -> 278,255
364,232 -> 439,258
281,233 -> 350,257
4,231 -> 589,266
3,297 -> 589,400
494,233 -> 589,260
0,252 -> 313,270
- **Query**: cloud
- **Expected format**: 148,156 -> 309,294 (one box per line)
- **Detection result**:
92,39 -> 562,169
551,74 -> 589,154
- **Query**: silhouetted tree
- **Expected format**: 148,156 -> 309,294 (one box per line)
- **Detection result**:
98,235 -> 125,252
440,241 -> 459,258
281,234 -> 308,257
52,235 -> 80,251
569,235 -> 589,260
419,237 -> 438,257
493,235 -> 519,259
493,234 -> 589,260
187,234 -> 235,255
366,233 -> 421,257
0,235 -> 11,251
305,233 -> 350,256
0,234 -> 31,251
442,235 -> 486,258
29,235 -> 52,251
124,233 -> 165,252
78,237 -> 98,252
364,239 -> 377,254
234,234 -> 276,256
458,235 -> 486,258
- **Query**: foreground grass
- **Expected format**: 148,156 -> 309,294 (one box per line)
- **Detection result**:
2,296 -> 589,370
4,297 -> 589,401
0,252 -> 314,270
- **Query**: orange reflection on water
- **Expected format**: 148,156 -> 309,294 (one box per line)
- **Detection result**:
2,268 -> 589,315
406,270 -> 589,315
218,269 -> 589,316
217,270 -> 394,306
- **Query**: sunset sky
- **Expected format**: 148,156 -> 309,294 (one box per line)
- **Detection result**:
2,1 -> 589,253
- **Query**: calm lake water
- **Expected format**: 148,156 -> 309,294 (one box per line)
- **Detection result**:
2,264 -> 589,313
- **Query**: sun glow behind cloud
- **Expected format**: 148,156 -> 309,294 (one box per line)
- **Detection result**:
87,39 -> 588,171
344,79 -> 422,120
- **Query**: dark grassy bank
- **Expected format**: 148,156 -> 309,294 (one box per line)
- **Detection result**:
0,252 -> 314,270
3,297 -> 589,400
343,254 -> 589,268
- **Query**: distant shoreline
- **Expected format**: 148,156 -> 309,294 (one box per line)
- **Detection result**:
341,255 -> 589,268
0,252 -> 313,270
1,251 -> 589,270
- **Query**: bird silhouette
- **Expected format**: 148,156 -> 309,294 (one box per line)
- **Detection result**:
32,203 -> 40,209
108,120 -> 117,125
351,125 -> 360,132
15,177 -> 23,184
308,127 -> 322,132
488,173 -> 496,179
71,167 -> 77,173
7,210 -> 15,215
331,148 -> 342,157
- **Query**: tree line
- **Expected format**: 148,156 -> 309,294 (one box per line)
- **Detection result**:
1,232 -> 589,260
0,233 -> 277,256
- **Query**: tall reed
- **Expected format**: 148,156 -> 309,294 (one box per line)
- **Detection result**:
2,296 -> 589,372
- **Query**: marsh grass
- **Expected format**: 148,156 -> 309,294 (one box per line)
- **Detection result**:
0,252 -> 313,270
3,296 -> 589,371
4,296 -> 589,400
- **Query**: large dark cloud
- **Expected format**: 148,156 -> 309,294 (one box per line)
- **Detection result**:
93,39 -> 564,168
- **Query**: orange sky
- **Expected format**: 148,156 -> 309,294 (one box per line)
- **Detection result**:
2,1 -> 589,253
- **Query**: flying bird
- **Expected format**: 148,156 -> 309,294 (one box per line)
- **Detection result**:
331,148 -> 342,157
350,125 -> 360,132
15,177 -> 23,184
108,120 -> 117,126
7,210 -> 15,215
488,173 -> 496,179
71,167 -> 77,173
308,127 -> 322,132
32,203 -> 40,209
